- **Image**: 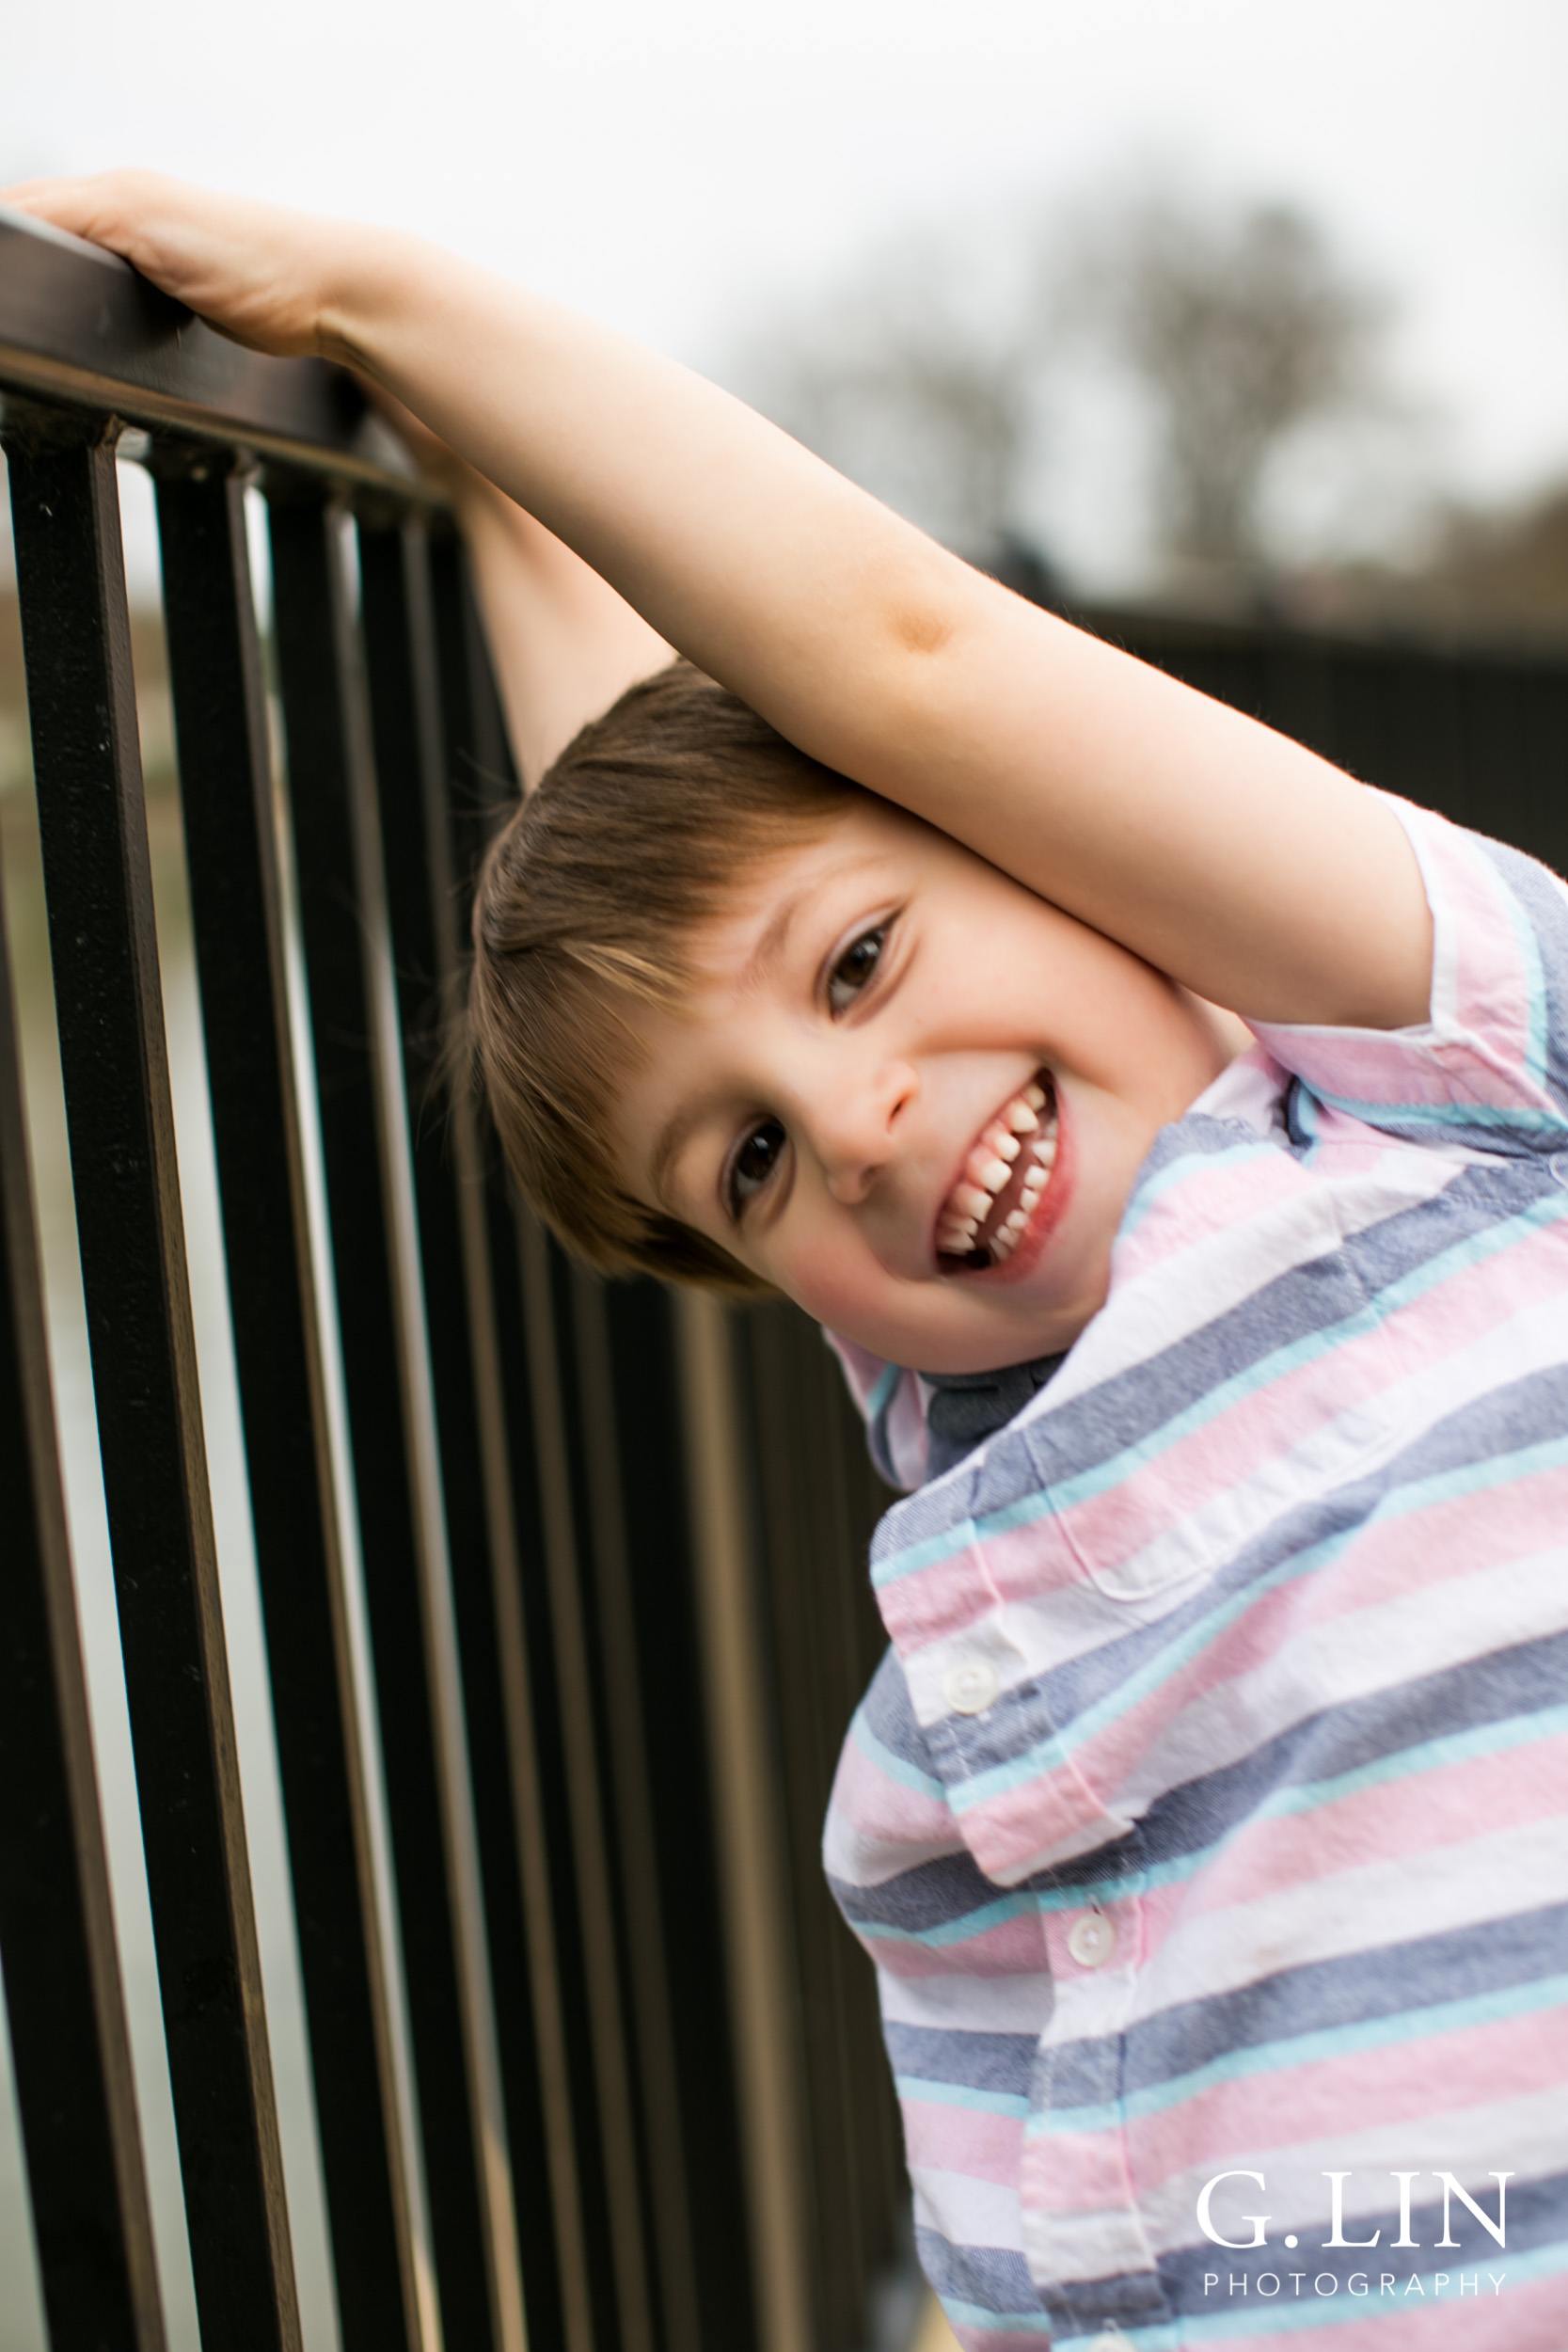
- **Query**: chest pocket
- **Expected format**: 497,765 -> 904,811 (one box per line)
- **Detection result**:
1040,1237 -> 1403,1609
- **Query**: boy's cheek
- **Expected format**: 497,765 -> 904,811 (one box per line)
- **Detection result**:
772,1222 -> 900,1345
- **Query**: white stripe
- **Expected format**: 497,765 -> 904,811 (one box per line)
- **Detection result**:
1022,2198 -> 1157,2287
823,1805 -> 966,1887
1131,1815 -> 1568,2026
879,1969 -> 1055,2036
912,2166 -> 1028,2254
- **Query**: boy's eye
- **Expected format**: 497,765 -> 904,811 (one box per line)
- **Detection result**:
828,924 -> 887,1013
727,1118 -> 785,1216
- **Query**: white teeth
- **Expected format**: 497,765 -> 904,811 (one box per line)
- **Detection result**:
939,1079 -> 1060,1267
964,1144 -> 1005,1191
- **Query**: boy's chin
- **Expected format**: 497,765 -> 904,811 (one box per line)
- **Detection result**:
837,1291 -> 1098,1378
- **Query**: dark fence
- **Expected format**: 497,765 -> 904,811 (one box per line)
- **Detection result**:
0,206 -> 902,2352
3,204 -> 1568,2352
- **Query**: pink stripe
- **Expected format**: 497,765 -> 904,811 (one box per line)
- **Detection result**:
1120,2010 -> 1567,2194
865,1910 -> 1052,1979
828,1738 -> 956,1848
1021,2124 -> 1136,2215
1114,1140 -> 1323,1285
902,2099 -> 1023,2183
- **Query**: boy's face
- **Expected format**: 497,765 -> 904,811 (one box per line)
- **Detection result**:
616,798 -> 1242,1373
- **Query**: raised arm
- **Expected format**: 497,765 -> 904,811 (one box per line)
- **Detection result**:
5,171 -> 1432,1028
372,398 -> 671,786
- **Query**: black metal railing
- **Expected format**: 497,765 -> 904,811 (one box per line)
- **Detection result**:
5,203 -> 1568,2352
0,206 -> 904,2352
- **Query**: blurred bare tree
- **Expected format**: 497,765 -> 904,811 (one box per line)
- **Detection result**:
1060,190 -> 1394,576
734,176 -> 1401,601
735,234 -> 1043,571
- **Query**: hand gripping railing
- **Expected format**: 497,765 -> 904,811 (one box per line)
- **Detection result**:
0,206 -> 910,2352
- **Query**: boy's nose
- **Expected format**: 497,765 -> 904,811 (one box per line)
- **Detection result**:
819,1060 -> 919,1205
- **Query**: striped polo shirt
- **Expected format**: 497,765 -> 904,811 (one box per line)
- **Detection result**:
823,800 -> 1568,2349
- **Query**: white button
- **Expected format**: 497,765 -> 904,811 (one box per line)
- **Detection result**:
942,1658 -> 999,1715
1087,2335 -> 1128,2352
1067,1912 -> 1117,1968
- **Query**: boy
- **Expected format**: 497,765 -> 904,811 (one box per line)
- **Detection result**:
10,171 -> 1565,2348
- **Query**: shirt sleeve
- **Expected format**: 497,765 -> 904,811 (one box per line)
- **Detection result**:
1247,797 -> 1568,1160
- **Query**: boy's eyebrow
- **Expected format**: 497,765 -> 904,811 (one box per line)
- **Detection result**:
739,884 -> 810,990
738,852 -> 886,992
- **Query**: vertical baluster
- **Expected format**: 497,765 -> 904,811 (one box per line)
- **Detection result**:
563,1271 -> 707,2351
0,787 -> 166,2352
262,476 -> 513,2352
423,527 -> 655,2352
516,1226 -> 657,2352
357,509 -> 597,2352
2,407 -> 301,2351
149,445 -> 424,2352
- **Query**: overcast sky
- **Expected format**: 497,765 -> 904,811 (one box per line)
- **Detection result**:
5,0 -> 1568,580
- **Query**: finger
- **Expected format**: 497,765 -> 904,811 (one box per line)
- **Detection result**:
1,170 -> 169,266
3,170 -> 326,358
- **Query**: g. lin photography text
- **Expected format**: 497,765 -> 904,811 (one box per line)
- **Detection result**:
1196,2169 -> 1513,2303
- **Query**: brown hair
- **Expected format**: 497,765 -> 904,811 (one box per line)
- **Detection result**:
468,660 -> 861,1292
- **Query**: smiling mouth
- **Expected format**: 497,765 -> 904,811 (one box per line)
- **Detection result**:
935,1074 -> 1059,1270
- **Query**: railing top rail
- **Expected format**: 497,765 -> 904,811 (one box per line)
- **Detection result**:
0,205 -> 425,493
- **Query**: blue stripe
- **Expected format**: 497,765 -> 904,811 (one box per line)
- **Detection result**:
1027,1969 -> 1568,2137
1262,1701 -> 1568,1818
848,1886 -> 1037,1952
866,1359 -> 902,1420
849,1707 -> 949,1803
1309,1090 -> 1567,1133
1496,847 -> 1553,1093
941,2298 -> 1053,2336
